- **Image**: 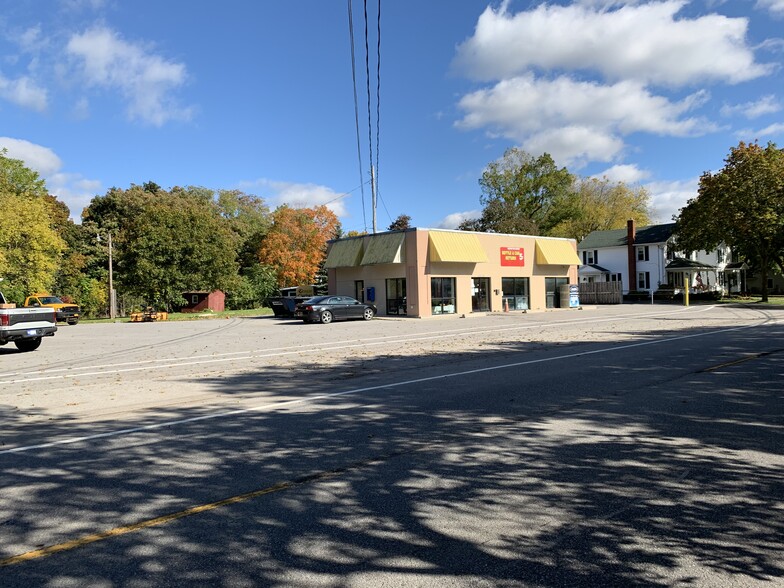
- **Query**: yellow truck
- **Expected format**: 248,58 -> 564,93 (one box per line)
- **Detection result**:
24,293 -> 80,325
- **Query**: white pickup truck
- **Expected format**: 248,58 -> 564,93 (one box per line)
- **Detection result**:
0,291 -> 57,352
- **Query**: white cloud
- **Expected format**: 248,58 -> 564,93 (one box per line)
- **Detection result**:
435,209 -> 483,229
594,164 -> 652,184
721,94 -> 782,118
736,121 -> 784,138
66,26 -> 193,126
454,1 -> 771,86
644,178 -> 699,222
0,73 -> 48,111
0,137 -> 62,174
238,179 -> 349,217
756,0 -> 784,16
456,74 -> 712,165
0,137 -> 101,220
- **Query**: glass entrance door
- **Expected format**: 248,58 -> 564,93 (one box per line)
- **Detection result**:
472,277 -> 490,312
355,280 -> 364,303
545,277 -> 569,308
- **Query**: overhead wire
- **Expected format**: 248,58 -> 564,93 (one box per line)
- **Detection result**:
346,0 -> 368,232
363,0 -> 376,232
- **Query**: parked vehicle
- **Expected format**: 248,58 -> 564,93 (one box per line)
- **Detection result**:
268,284 -> 328,318
24,293 -> 80,325
0,291 -> 57,352
295,295 -> 376,324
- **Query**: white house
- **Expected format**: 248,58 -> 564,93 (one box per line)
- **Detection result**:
577,220 -> 739,295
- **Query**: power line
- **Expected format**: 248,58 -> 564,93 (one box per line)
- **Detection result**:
346,0 -> 367,233
363,0 -> 377,232
375,0 -> 381,201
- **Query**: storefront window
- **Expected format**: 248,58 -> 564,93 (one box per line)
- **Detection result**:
502,277 -> 529,310
431,277 -> 456,314
386,278 -> 406,315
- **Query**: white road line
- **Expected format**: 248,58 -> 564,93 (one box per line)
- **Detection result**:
0,306 -> 715,384
0,320 -> 758,456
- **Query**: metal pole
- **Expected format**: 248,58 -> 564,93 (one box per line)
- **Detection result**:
370,164 -> 377,234
108,232 -> 116,319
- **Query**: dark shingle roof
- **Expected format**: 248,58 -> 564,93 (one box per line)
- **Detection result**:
578,223 -> 676,249
665,258 -> 716,271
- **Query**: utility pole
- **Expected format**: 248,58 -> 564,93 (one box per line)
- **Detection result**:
108,231 -> 116,319
370,165 -> 377,234
98,232 -> 117,319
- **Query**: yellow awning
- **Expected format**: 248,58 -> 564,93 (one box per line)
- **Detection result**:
361,232 -> 406,265
429,231 -> 488,263
323,238 -> 364,268
535,239 -> 581,265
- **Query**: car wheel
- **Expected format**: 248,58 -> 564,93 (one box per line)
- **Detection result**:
15,337 -> 42,352
362,307 -> 375,320
320,310 -> 333,324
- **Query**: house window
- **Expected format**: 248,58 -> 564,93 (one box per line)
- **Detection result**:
431,277 -> 456,315
582,250 -> 598,264
610,273 -> 622,284
666,247 -> 675,261
191,295 -> 199,304
716,248 -> 725,264
386,278 -> 406,315
637,271 -> 651,290
502,277 -> 530,311
637,246 -> 649,262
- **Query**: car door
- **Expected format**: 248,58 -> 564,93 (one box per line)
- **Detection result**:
343,297 -> 365,319
325,297 -> 346,320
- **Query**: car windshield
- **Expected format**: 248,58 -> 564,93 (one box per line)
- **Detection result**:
39,297 -> 64,304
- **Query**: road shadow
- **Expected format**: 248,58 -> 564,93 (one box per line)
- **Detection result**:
0,322 -> 782,586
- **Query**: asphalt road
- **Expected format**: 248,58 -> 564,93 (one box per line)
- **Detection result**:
1,304 -> 782,587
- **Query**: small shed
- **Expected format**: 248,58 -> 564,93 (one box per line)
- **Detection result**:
181,290 -> 225,313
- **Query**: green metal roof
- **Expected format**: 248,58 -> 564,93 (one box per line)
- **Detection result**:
578,223 -> 676,249
361,231 -> 406,265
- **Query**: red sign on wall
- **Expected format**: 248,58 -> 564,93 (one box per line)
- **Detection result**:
500,247 -> 525,266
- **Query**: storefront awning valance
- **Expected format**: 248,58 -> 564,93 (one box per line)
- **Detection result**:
535,239 -> 581,265
429,231 -> 488,263
361,232 -> 406,265
324,238 -> 364,268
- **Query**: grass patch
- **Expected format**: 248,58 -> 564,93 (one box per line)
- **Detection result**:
717,295 -> 784,306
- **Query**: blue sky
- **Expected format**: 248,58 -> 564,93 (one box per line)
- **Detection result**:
1,0 -> 783,233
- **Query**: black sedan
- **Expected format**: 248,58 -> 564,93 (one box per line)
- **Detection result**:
294,295 -> 377,324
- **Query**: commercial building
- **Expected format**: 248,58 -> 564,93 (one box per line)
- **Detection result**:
324,228 -> 580,318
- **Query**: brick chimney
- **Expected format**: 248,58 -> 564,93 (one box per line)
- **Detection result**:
627,219 -> 636,289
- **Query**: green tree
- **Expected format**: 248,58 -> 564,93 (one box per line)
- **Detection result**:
676,141 -> 784,302
549,177 -> 651,240
387,214 -> 412,231
459,149 -> 574,235
225,264 -> 279,310
0,151 -> 65,302
216,189 -> 272,270
83,184 -> 240,310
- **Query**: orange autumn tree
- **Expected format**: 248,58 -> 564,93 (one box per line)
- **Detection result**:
258,205 -> 340,287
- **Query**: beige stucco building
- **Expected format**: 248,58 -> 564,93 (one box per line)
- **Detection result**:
325,228 -> 580,318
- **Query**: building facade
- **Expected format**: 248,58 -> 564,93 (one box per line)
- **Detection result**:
577,220 -> 736,295
325,228 -> 580,318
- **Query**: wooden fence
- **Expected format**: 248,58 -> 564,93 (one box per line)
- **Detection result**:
578,282 -> 623,304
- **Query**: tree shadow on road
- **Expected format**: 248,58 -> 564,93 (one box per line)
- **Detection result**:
1,322 -> 782,586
